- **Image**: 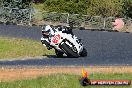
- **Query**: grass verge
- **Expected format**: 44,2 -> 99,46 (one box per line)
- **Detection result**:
0,37 -> 54,59
0,73 -> 131,88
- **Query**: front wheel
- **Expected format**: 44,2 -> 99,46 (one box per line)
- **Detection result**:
55,49 -> 64,58
61,42 -> 79,58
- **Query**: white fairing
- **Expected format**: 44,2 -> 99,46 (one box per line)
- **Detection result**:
41,26 -> 84,56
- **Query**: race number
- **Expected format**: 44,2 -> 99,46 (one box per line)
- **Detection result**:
52,34 -> 61,44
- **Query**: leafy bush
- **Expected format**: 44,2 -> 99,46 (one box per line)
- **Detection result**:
42,0 -> 131,18
122,0 -> 132,18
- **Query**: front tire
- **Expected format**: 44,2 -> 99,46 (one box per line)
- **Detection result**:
61,42 -> 79,58
55,49 -> 64,58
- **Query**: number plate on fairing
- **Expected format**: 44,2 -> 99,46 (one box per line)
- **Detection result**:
52,34 -> 61,44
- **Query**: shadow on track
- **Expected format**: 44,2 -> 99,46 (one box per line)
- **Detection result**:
45,55 -> 73,58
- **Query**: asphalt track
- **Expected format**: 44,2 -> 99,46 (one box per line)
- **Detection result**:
0,24 -> 132,66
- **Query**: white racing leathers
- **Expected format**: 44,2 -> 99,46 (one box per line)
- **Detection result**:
41,28 -> 87,58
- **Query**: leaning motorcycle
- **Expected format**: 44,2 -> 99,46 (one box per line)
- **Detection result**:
41,26 -> 87,58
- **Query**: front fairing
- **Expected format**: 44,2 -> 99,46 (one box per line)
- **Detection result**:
50,31 -> 64,51
65,35 -> 84,54
50,32 -> 83,54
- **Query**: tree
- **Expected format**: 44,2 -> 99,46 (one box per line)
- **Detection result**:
122,0 -> 132,18
42,0 -> 131,18
43,0 -> 88,14
87,0 -> 124,17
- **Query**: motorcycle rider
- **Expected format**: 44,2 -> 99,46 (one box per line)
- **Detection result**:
41,23 -> 87,57
41,24 -> 74,50
41,25 -> 54,50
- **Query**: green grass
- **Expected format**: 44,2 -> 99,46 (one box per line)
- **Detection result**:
0,73 -> 131,88
0,37 -> 54,59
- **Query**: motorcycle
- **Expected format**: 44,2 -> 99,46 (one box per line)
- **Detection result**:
41,25 -> 87,58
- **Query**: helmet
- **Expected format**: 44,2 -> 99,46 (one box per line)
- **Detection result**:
42,25 -> 52,38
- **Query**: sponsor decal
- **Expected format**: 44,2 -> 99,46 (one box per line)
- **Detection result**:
79,68 -> 131,86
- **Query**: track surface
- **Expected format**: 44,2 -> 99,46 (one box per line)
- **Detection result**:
0,24 -> 132,66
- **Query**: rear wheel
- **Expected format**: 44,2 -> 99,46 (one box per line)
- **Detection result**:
61,42 -> 79,58
80,48 -> 87,57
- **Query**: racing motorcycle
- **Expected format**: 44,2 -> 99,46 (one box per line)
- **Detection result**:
41,25 -> 87,58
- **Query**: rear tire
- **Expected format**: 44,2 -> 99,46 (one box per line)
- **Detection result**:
61,42 -> 79,58
80,48 -> 87,57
